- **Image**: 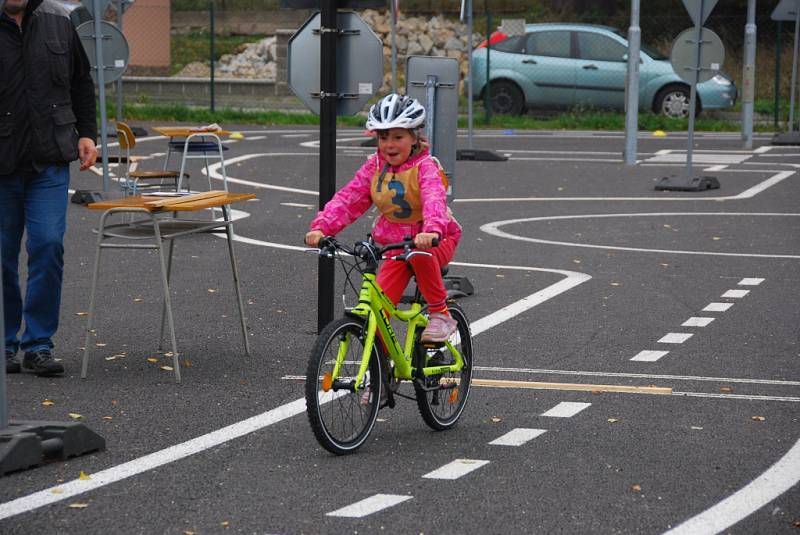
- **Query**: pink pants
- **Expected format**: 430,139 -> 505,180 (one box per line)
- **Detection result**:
376,237 -> 457,314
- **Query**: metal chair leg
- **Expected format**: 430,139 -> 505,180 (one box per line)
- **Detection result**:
81,211 -> 110,379
223,205 -> 251,356
153,220 -> 181,383
158,238 -> 176,351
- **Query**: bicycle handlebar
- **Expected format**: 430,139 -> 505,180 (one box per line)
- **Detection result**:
313,235 -> 439,266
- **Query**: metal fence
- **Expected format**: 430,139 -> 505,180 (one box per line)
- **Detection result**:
109,2 -> 796,126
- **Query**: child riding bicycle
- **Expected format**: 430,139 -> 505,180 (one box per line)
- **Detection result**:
304,93 -> 462,343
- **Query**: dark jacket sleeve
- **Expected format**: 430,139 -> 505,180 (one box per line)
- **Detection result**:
70,27 -> 97,141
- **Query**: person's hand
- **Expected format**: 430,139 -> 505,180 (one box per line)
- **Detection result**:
305,230 -> 324,247
414,232 -> 439,250
78,137 -> 97,171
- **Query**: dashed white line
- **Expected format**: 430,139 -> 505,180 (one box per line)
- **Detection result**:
489,428 -> 547,446
681,317 -> 715,327
541,402 -> 591,418
631,350 -> 670,362
326,494 -> 412,518
658,333 -> 694,344
738,277 -> 765,286
422,459 -> 490,480
703,302 -> 734,312
721,289 -> 749,298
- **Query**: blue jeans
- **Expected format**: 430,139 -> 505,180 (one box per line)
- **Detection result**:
0,165 -> 70,354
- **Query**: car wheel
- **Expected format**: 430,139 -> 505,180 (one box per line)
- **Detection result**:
654,85 -> 701,118
488,80 -> 525,116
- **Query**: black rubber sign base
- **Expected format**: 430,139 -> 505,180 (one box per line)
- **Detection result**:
0,420 -> 105,476
655,175 -> 721,192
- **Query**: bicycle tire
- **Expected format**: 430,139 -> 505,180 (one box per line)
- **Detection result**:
305,316 -> 382,455
414,303 -> 473,430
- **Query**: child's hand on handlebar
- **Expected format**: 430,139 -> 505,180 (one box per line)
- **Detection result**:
414,232 -> 439,250
305,230 -> 325,247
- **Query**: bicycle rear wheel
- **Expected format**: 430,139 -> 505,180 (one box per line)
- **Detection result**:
414,303 -> 473,430
305,317 -> 382,455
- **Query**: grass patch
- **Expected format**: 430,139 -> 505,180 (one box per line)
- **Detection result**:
112,102 -> 775,132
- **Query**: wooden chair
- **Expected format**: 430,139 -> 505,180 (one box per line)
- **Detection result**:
116,122 -> 187,196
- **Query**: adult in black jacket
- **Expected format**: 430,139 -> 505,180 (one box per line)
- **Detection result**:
0,0 -> 97,376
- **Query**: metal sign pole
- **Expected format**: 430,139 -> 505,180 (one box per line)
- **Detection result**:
790,3 -> 800,132
390,0 -> 397,94
741,0 -> 756,148
115,0 -> 124,123
318,0 -> 337,332
684,0 -> 705,178
209,0 -> 216,113
623,0 -> 641,166
93,0 -> 110,192
484,3 -> 492,124
464,0 -> 474,149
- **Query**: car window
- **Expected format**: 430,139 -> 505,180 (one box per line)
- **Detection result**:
525,31 -> 571,58
491,35 -> 526,54
577,32 -> 627,62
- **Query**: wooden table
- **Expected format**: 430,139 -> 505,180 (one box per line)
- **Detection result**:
152,127 -> 233,193
82,191 -> 255,382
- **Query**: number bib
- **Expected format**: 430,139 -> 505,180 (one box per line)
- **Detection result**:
370,163 -> 423,223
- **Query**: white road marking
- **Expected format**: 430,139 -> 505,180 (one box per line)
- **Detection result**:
456,171 -> 794,203
0,398 -> 308,521
738,277 -> 765,285
703,302 -> 733,312
643,152 -> 751,164
753,145 -> 773,153
326,494 -> 412,518
480,212 -> 800,259
474,366 -> 800,386
682,317 -> 715,327
541,402 -> 592,418
672,391 -> 800,402
281,133 -> 312,138
489,428 -> 547,446
663,438 -> 800,535
422,459 -> 490,480
631,350 -> 670,362
703,165 -> 727,171
721,289 -> 749,298
658,333 -> 694,344
280,202 -> 315,208
245,135 -> 266,141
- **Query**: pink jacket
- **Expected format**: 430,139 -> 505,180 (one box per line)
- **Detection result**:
310,146 -> 461,246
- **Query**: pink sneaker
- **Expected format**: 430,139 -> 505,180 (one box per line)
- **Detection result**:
421,313 -> 458,343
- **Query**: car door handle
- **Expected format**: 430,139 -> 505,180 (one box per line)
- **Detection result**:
582,64 -> 598,70
522,59 -> 538,65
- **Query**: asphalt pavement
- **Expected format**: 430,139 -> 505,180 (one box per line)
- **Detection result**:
1,126 -> 798,534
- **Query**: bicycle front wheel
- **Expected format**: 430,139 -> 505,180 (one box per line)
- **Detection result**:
305,317 -> 382,455
414,302 -> 473,430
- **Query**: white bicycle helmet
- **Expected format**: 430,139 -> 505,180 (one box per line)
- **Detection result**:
365,93 -> 426,131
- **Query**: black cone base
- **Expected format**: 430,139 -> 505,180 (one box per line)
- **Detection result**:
655,175 -> 720,192
1,420 -> 105,476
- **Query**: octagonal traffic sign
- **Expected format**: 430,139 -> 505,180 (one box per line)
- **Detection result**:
288,11 -> 384,116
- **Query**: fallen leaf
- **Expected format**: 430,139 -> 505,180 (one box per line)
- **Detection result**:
557,186 -> 564,191
720,386 -> 732,393
631,484 -> 642,492
607,418 -> 619,423
164,352 -> 174,357
111,399 -> 118,405
751,416 -> 766,422
490,417 -> 502,423
51,488 -> 64,494
496,274 -> 505,278
42,399 -> 55,407
68,413 -> 83,420
182,359 -> 192,367
712,236 -> 721,241
160,366 -> 174,371
663,224 -> 672,229
610,282 -> 620,286
572,259 -> 581,264
591,389 -> 603,395
146,358 -> 158,363
95,343 -> 107,347
133,298 -> 143,302
246,299 -> 255,305
102,416 -> 113,420
68,503 -> 89,509
220,521 -> 230,527
183,532 -> 196,535
376,418 -> 387,422
207,288 -> 218,293
75,312 -> 88,316
691,426 -> 704,430
78,471 -> 91,480
660,263 -> 669,267
105,355 -> 118,361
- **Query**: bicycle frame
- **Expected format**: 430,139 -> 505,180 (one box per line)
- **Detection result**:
334,270 -> 464,394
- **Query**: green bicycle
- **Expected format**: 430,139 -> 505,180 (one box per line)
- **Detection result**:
305,236 -> 473,455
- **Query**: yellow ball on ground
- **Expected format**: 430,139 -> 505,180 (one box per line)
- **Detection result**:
230,132 -> 244,140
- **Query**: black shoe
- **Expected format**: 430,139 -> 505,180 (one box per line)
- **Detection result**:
5,352 -> 20,374
22,349 -> 64,377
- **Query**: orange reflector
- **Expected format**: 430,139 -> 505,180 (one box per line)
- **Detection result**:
448,388 -> 459,405
322,372 -> 333,392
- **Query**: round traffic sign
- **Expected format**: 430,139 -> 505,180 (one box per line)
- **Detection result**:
76,21 -> 130,85
670,27 -> 725,84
